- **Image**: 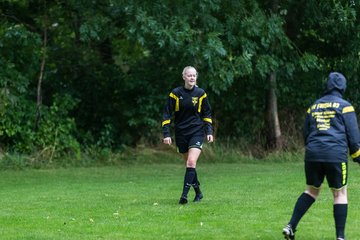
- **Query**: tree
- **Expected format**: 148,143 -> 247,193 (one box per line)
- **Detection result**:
1,0 -> 360,158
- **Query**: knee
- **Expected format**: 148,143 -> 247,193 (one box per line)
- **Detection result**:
185,149 -> 201,168
186,157 -> 197,168
333,188 -> 348,204
305,187 -> 320,199
186,160 -> 196,168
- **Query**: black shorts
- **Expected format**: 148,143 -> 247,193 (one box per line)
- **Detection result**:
305,161 -> 348,189
175,134 -> 204,154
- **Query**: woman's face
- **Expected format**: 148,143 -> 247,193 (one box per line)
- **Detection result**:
183,68 -> 197,89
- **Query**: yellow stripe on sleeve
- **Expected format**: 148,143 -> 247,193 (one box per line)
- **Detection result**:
198,93 -> 207,112
351,149 -> 360,159
169,93 -> 180,111
162,119 -> 171,127
343,106 -> 355,114
203,118 -> 212,123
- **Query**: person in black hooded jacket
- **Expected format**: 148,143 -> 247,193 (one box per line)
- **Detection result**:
282,72 -> 360,240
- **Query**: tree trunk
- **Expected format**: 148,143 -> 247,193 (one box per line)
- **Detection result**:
265,72 -> 282,150
264,0 -> 282,151
35,1 -> 47,129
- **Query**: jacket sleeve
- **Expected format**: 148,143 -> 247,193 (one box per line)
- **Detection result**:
343,105 -> 360,162
162,92 -> 175,138
200,93 -> 213,135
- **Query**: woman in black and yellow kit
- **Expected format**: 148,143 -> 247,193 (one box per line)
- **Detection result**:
162,66 -> 213,204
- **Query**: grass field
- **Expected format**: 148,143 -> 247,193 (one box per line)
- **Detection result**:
1,161 -> 360,239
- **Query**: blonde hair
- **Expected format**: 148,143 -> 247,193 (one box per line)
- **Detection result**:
182,66 -> 198,77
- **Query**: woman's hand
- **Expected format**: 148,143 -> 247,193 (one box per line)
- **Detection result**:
207,135 -> 214,143
163,137 -> 172,145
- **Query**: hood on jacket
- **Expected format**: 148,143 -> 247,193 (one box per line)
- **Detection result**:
325,72 -> 346,95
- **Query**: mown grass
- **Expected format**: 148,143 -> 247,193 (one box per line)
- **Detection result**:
1,160 -> 360,239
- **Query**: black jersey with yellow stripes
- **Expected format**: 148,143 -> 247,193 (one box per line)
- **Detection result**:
162,86 -> 213,138
304,74 -> 360,163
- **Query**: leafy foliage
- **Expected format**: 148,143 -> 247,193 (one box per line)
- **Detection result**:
1,0 -> 360,161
